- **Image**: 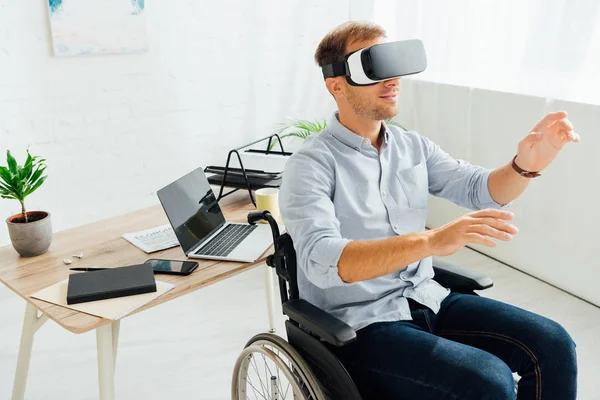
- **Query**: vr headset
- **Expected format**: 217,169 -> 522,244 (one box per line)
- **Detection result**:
321,39 -> 427,86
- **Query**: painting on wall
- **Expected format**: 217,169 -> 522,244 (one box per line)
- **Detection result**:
47,0 -> 147,56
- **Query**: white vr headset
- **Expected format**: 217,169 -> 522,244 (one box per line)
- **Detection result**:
321,39 -> 427,86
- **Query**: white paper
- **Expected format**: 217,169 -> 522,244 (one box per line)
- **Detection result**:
30,280 -> 175,320
239,151 -> 290,174
122,224 -> 179,253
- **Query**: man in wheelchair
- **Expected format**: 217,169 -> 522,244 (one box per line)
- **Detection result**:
277,21 -> 579,400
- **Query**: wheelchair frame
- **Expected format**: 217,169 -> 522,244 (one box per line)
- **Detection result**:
233,210 -> 495,400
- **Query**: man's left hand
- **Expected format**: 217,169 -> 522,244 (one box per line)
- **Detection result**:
515,111 -> 581,172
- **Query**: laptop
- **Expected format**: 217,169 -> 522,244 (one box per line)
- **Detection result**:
157,167 -> 273,263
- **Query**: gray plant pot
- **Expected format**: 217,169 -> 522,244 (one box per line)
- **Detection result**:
6,211 -> 52,257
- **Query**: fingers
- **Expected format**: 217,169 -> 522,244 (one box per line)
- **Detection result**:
463,210 -> 519,247
544,115 -> 581,142
478,217 -> 519,234
530,129 -> 580,145
558,129 -> 581,142
548,118 -> 575,141
464,233 -> 497,248
529,113 -> 581,145
468,208 -> 515,221
549,129 -> 579,149
469,224 -> 514,242
561,130 -> 576,141
548,118 -> 573,132
532,111 -> 568,131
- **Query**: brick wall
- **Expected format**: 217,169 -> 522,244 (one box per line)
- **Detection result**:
0,0 -> 358,246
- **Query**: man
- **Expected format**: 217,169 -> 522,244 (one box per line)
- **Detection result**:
279,21 -> 579,400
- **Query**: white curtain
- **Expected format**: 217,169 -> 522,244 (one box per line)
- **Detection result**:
373,0 -> 600,106
376,1 -> 600,305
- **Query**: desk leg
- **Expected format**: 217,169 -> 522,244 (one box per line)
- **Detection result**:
96,323 -> 116,400
11,303 -> 39,400
263,263 -> 276,333
112,320 -> 120,373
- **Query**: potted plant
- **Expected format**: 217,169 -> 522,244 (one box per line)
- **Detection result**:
268,118 -> 407,151
0,149 -> 51,257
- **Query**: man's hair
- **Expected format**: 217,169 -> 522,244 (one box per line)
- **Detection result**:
314,21 -> 386,67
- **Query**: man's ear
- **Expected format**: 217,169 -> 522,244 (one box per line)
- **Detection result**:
325,77 -> 345,100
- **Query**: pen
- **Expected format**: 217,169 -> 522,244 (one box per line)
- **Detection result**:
69,267 -> 109,272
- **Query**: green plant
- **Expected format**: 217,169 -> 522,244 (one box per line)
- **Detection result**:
268,118 -> 407,150
0,150 -> 48,223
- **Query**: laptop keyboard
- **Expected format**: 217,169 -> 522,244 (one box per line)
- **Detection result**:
194,224 -> 258,257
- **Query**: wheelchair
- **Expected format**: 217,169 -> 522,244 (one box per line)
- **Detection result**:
232,210 -> 496,400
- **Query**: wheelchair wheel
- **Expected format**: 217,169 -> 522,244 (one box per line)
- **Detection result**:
232,332 -> 326,400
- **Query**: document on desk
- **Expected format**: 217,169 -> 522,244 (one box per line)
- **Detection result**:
240,150 -> 290,174
30,279 -> 175,320
122,223 -> 179,253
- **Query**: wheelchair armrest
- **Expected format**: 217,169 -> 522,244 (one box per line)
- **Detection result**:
432,257 -> 493,291
282,299 -> 357,347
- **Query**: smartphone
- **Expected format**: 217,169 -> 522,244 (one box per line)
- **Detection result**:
144,259 -> 199,275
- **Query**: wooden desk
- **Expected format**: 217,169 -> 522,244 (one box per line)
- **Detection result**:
0,197 -> 273,400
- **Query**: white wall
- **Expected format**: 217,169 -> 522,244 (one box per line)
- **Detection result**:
397,78 -> 600,307
0,0 -> 374,246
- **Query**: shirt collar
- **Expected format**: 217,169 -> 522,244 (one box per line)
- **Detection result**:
329,112 -> 390,152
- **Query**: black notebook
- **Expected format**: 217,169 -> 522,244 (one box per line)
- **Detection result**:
66,264 -> 157,305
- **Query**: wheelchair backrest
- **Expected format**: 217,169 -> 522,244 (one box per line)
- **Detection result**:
270,232 -> 301,304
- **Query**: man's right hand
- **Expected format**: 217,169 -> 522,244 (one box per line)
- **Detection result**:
428,209 -> 519,257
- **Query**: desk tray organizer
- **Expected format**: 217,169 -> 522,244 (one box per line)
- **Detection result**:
204,134 -> 292,206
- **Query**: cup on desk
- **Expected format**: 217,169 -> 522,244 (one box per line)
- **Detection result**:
255,188 -> 280,223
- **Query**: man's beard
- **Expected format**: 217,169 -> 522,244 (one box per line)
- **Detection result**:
346,88 -> 398,120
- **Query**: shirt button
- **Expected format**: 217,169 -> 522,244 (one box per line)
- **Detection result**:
394,224 -> 399,230
382,190 -> 387,197
400,275 -> 408,281
363,139 -> 369,145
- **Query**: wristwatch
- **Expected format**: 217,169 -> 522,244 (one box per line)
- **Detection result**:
511,155 -> 541,178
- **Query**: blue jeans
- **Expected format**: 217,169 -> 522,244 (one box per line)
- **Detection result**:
328,292 -> 577,400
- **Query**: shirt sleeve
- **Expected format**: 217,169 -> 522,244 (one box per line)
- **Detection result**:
279,142 -> 352,289
419,134 -> 513,210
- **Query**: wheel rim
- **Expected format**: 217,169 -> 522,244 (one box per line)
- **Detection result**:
233,335 -> 323,400
236,345 -> 305,400
253,339 -> 322,400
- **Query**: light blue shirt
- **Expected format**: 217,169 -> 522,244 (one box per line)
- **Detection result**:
279,112 -> 511,331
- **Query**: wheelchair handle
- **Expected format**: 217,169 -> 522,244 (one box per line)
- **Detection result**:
247,210 -> 281,243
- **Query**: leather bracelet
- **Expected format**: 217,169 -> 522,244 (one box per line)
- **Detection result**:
511,155 -> 541,178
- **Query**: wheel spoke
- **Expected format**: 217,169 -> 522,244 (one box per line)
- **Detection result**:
278,370 -> 287,398
245,377 -> 269,400
283,377 -> 291,399
250,354 -> 269,398
274,348 -> 288,397
262,352 -> 276,379
277,359 -> 282,395
236,336 -> 323,400
266,346 -> 289,398
264,352 -> 290,399
262,353 -> 268,396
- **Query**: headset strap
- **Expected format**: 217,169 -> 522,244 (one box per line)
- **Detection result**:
322,61 -> 348,79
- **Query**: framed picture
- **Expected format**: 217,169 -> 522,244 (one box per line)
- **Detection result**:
47,0 -> 148,56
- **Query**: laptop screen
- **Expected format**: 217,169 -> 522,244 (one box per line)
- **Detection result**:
157,167 -> 226,255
